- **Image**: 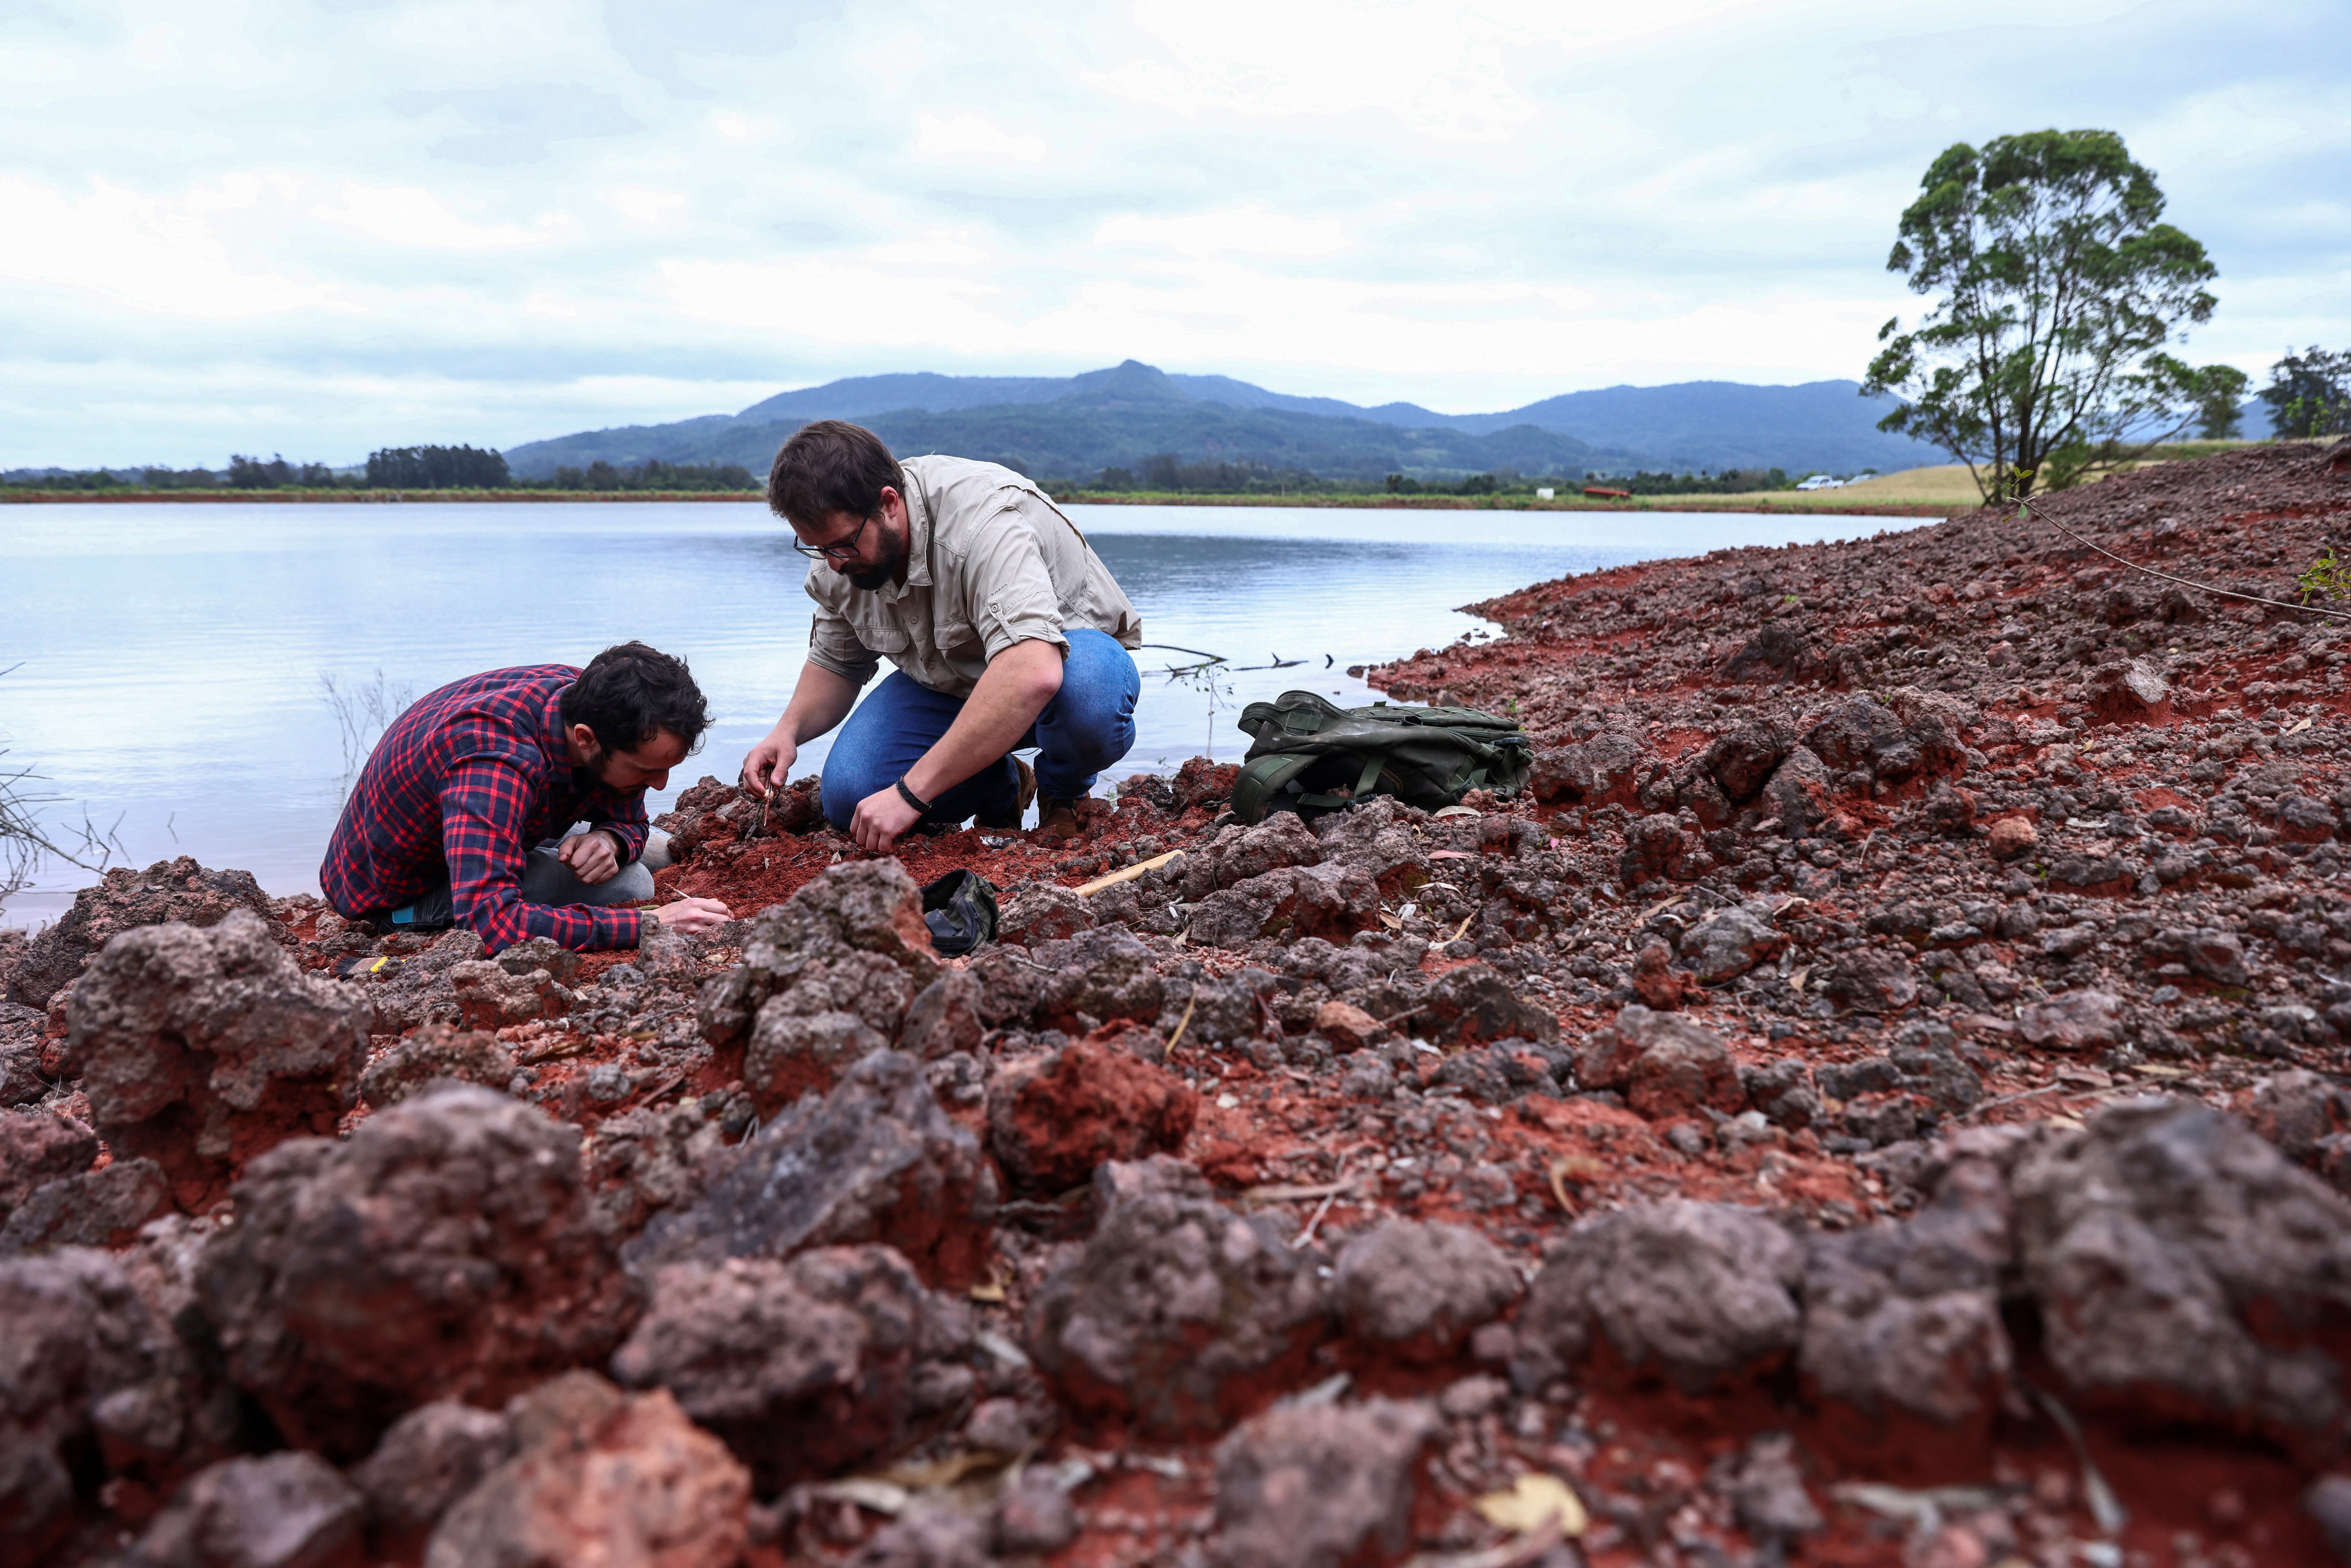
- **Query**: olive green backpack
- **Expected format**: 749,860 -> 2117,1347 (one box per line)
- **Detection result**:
1229,690 -> 1533,823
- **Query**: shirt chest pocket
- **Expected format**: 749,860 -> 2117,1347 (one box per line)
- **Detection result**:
935,610 -> 978,651
854,620 -> 913,656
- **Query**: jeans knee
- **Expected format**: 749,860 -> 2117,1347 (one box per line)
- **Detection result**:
1063,722 -> 1131,772
610,861 -> 655,904
820,755 -> 876,830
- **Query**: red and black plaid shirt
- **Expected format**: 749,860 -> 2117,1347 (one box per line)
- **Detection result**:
321,665 -> 649,954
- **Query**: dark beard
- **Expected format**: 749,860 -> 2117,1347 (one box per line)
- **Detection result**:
845,529 -> 905,590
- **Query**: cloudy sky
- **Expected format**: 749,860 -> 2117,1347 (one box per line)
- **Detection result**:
5,0 -> 2347,468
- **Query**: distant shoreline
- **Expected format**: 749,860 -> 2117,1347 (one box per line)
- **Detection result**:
2,487 -> 1969,517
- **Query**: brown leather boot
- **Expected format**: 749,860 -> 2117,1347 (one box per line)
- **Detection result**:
1036,794 -> 1083,843
975,757 -> 1037,831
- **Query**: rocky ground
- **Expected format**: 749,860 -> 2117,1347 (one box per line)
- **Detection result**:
6,439 -> 2351,1568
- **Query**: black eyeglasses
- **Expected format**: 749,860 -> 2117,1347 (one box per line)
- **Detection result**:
792,512 -> 875,562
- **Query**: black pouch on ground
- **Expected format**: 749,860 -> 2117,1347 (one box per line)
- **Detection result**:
1230,690 -> 1533,823
921,868 -> 999,955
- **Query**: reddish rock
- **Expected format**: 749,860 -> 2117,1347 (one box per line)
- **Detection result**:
1676,904 -> 1787,984
1631,939 -> 1701,1011
1578,1006 -> 1744,1120
899,970 -> 985,1060
995,883 -> 1097,947
1421,964 -> 1558,1047
1986,817 -> 2037,861
1028,1179 -> 1333,1437
0,1110 -> 100,1222
424,1373 -> 749,1568
446,960 -> 572,1032
2013,1098 -> 2351,1446
0,1246 -> 190,1557
1704,719 -> 1795,802
1620,813 -> 1697,885
1211,1397 -> 1438,1568
2015,990 -> 2125,1053
986,1037 -> 1199,1194
4,857 -> 272,1011
1512,1200 -> 1804,1394
1179,813 -> 1323,899
624,1050 -> 998,1289
694,861 -> 939,1055
120,1451 -> 366,1568
742,947 -> 919,1113
1170,757 -> 1238,813
194,1085 -> 640,1461
0,1155 -> 171,1254
1,1001 -> 45,1107
2146,927 -> 2248,986
610,1246 -> 975,1490
1311,798 -> 1431,901
1527,729 -> 1642,807
2087,657 -> 2172,719
1798,1153 -> 2015,1433
1334,1220 -> 1521,1361
63,910 -> 368,1213
1313,999 -> 1384,1053
1817,948 -> 1920,1015
356,1024 -> 515,1109
351,1400 -> 516,1553
1189,862 -> 1381,949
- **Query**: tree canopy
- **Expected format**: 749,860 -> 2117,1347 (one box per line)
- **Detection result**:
366,445 -> 511,489
2260,347 -> 2351,439
1862,129 -> 2239,503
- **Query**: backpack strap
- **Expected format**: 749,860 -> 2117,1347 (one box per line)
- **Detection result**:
1231,753 -> 1318,823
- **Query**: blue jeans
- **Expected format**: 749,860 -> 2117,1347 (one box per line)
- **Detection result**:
821,629 -> 1141,829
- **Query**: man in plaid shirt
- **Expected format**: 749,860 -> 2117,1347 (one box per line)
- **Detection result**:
321,642 -> 732,954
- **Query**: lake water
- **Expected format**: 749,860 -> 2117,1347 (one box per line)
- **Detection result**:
0,500 -> 1930,926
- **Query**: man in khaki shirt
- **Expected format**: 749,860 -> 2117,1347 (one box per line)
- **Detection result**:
742,420 -> 1144,851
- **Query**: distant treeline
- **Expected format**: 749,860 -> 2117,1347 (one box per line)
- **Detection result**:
545,459 -> 755,492
1591,468 -> 1796,495
232,454 -> 340,487
1078,454 -> 1332,495
0,446 -> 760,493
1042,453 -> 1810,498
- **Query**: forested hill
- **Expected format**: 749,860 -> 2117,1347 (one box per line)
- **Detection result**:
502,359 -> 1944,483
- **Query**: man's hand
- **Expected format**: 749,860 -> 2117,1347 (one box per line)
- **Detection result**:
556,829 -> 622,884
850,782 -> 924,854
653,896 -> 733,934
742,727 -> 798,796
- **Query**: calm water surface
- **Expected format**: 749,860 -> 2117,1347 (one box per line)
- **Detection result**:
0,501 -> 1929,925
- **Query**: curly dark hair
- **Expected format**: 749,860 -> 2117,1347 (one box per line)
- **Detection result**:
560,641 -> 711,756
767,419 -> 905,529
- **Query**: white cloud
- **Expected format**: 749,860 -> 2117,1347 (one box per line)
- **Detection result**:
0,0 -> 2344,464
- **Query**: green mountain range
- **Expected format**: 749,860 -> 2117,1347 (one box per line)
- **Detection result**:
503,359 -> 1944,483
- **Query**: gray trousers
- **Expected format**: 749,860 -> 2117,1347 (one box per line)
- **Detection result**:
518,828 -> 672,908
380,828 -> 674,929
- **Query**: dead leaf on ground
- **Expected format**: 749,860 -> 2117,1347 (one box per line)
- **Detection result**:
1472,1473 -> 1588,1537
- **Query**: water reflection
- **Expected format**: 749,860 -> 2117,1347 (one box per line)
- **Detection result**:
0,501 -> 1927,921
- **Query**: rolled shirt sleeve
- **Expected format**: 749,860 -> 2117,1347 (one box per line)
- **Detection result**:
582,786 -> 649,866
805,602 -> 884,688
958,501 -> 1070,662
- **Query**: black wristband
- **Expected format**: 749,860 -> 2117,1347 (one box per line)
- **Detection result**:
895,777 -> 933,815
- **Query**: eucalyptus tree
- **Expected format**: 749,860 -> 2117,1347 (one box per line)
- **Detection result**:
1862,129 -> 2240,503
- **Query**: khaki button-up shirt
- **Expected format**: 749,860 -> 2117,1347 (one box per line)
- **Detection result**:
803,454 -> 1143,699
